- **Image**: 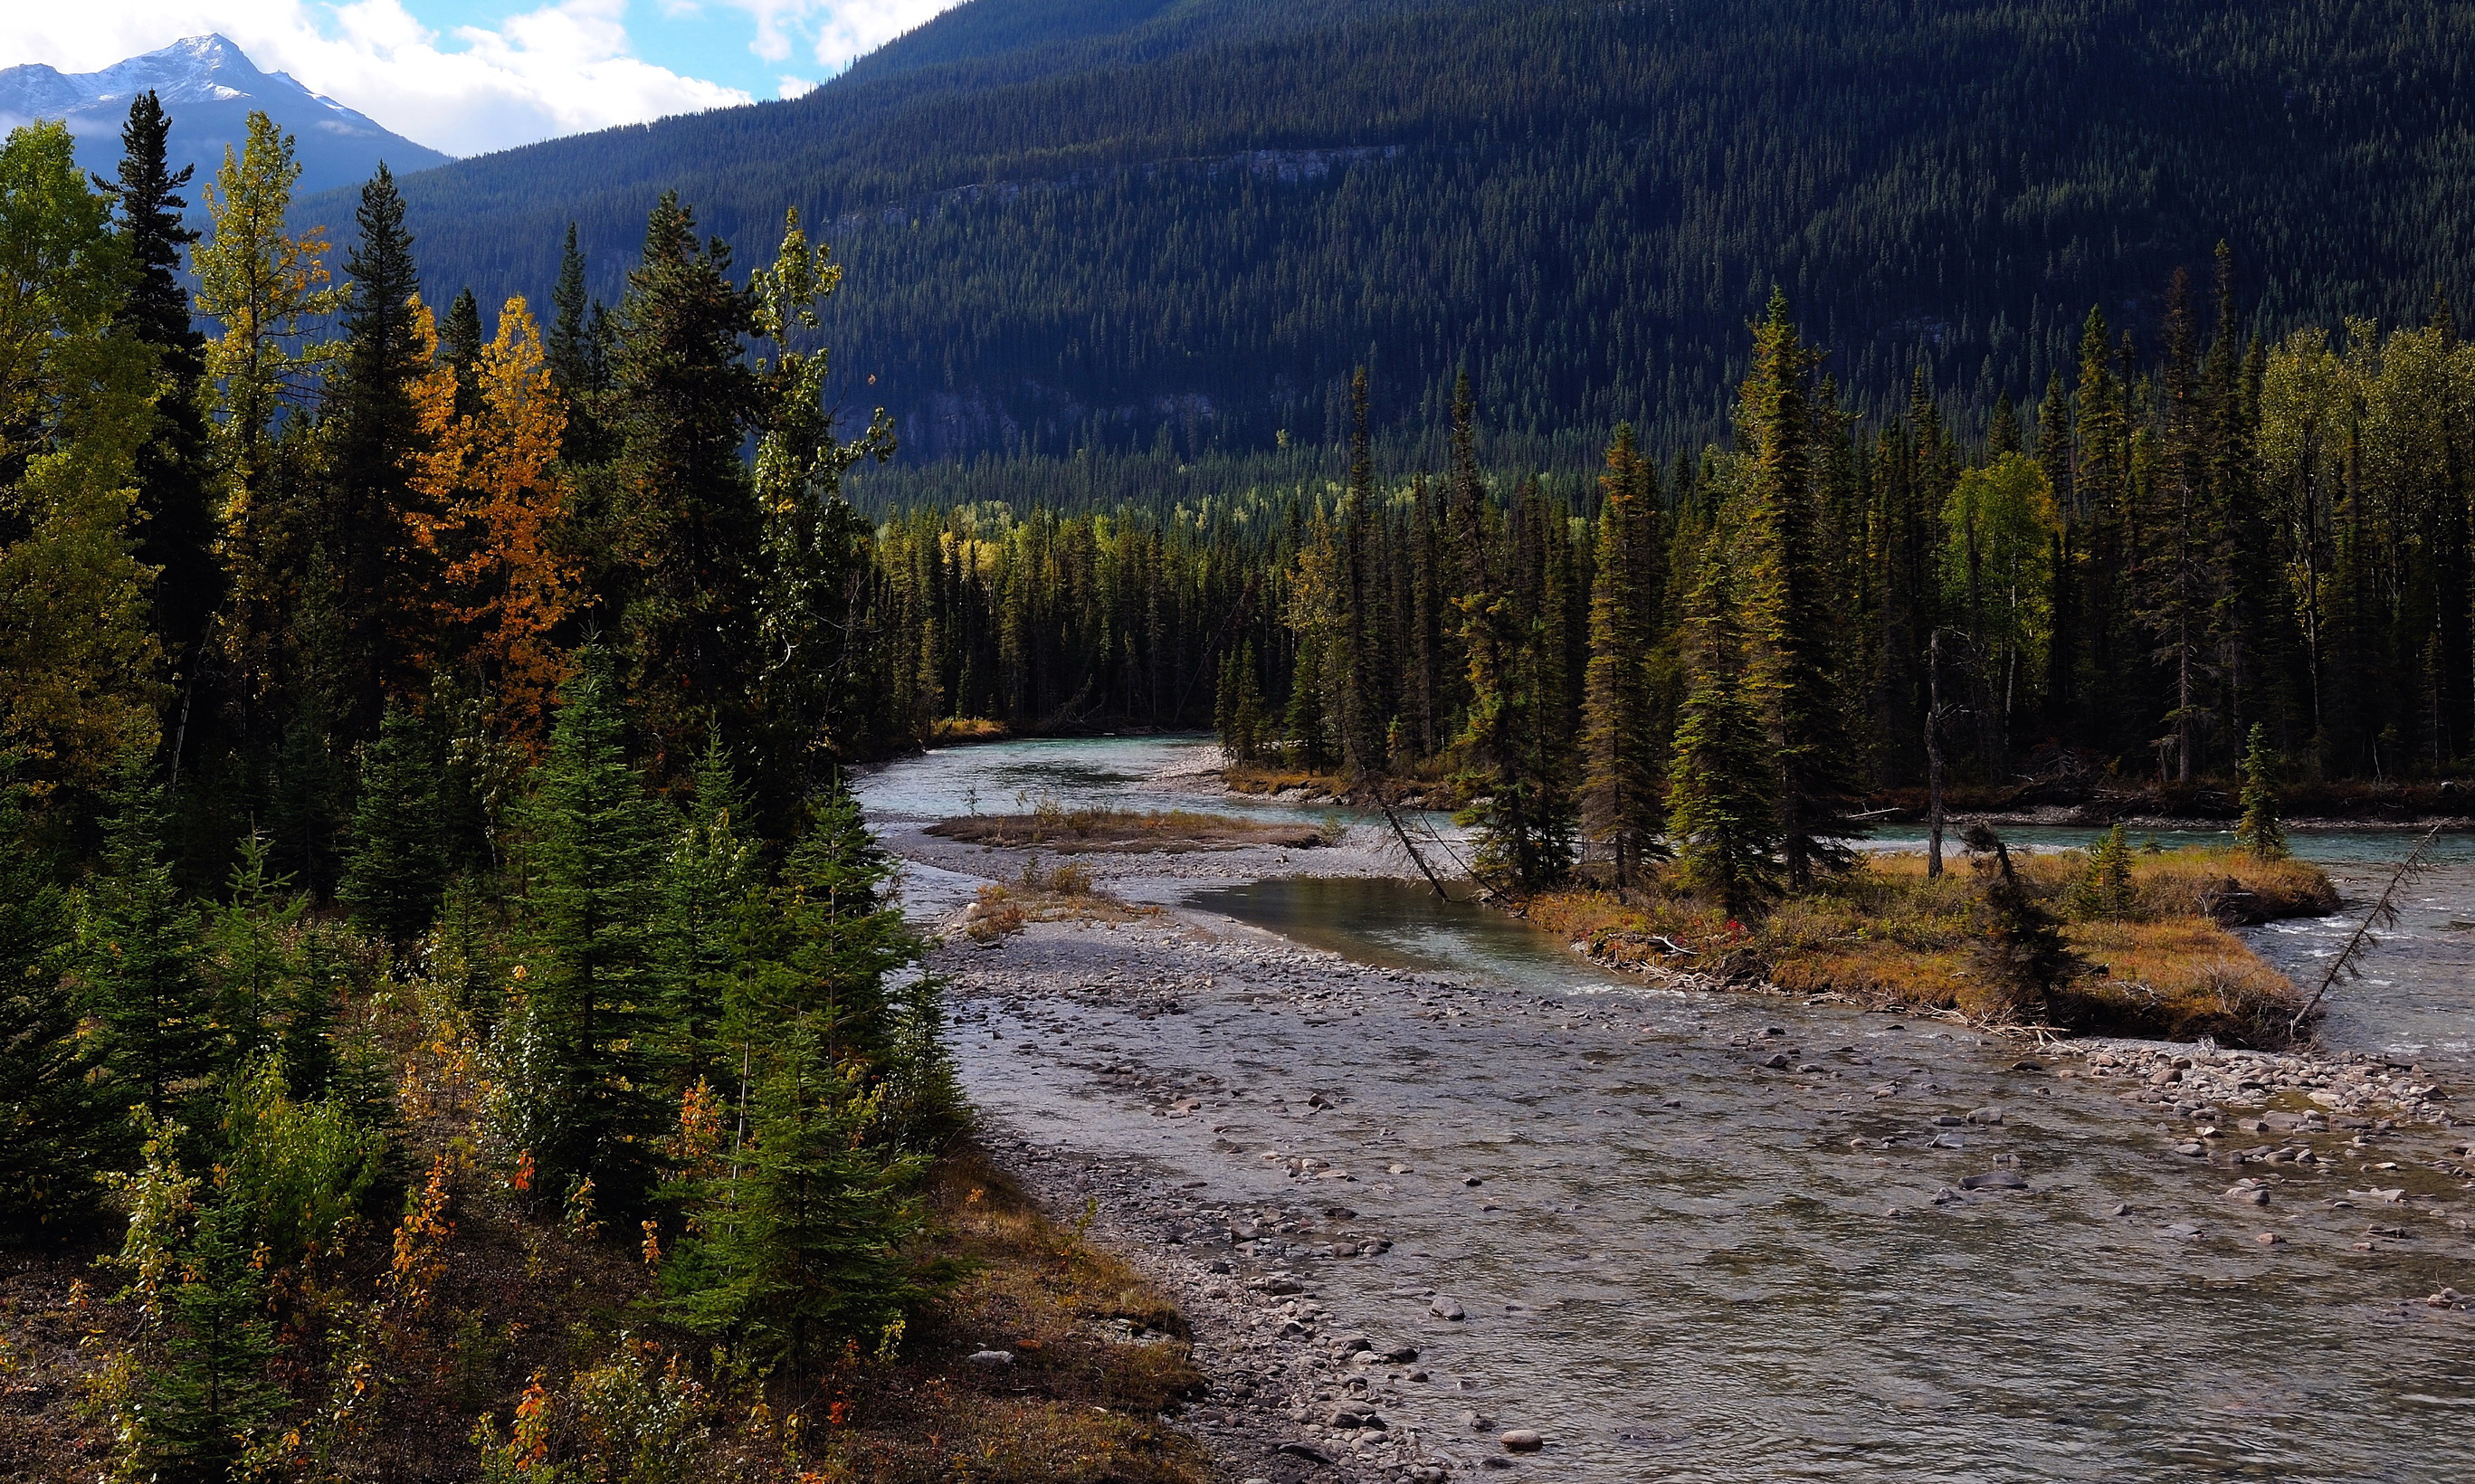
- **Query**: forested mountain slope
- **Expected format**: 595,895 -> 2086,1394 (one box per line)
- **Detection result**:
323,0 -> 2475,460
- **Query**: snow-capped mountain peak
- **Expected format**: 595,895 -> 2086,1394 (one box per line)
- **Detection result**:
0,34 -> 451,195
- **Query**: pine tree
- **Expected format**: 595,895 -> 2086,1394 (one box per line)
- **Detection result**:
518,653 -> 672,1208
747,791 -> 918,1064
607,193 -> 765,773
2236,723 -> 2289,861
136,1210 -> 287,1484
1665,557 -> 1778,917
339,704 -> 446,947
100,91 -> 220,684
660,737 -> 755,1078
1580,425 -> 1667,887
322,165 -> 434,732
1963,823 -> 2082,1015
1283,632 -> 1331,769
0,781 -> 107,1240
2137,270 -> 2224,783
1739,290 -> 1859,889
80,755 -> 214,1121
2067,823 -> 2137,920
1337,366 -> 1383,777
665,1015 -> 928,1366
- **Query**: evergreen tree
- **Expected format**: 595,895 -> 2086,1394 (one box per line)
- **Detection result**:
80,754 -> 214,1120
100,91 -> 220,684
2068,823 -> 2137,919
323,165 -> 437,732
1739,290 -> 1859,888
517,654 -> 671,1208
0,780 -> 107,1240
744,791 -> 918,1064
659,737 -> 756,1078
1963,823 -> 2083,1014
1580,424 -> 1667,887
1283,632 -> 1331,769
665,1015 -> 928,1366
2236,722 -> 2289,860
135,1210 -> 287,1484
339,704 -> 446,947
606,193 -> 765,772
1665,556 -> 1777,916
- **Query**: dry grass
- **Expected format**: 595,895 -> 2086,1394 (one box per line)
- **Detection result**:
1525,847 -> 2337,1043
960,861 -> 1162,942
928,807 -> 1320,853
1220,763 -> 1347,798
797,1148 -> 1208,1484
929,718 -> 1013,745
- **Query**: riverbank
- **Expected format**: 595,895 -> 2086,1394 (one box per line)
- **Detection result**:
1520,847 -> 2340,1045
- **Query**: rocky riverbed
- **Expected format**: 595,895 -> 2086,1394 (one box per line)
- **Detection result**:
923,902 -> 2472,1482
862,738 -> 2475,1481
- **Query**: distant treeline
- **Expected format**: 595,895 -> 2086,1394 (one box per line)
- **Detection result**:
871,256 -> 2475,832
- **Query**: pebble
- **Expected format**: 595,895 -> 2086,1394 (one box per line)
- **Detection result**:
966,1349 -> 1014,1366
1431,1296 -> 1467,1320
1960,1169 -> 2027,1191
1500,1428 -> 1545,1452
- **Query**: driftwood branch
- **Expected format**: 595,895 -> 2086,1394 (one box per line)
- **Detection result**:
2289,823 -> 2440,1037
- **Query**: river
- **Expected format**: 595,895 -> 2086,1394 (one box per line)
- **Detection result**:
856,735 -> 2473,1483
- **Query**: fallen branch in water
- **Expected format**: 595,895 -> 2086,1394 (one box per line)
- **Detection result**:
2289,823 -> 2442,1038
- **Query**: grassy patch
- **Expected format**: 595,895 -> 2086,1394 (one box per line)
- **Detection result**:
1525,847 -> 2337,1043
929,717 -> 1013,745
928,806 -> 1320,852
959,860 -> 1162,942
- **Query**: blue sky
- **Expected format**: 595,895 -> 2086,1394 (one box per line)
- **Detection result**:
0,1 -> 966,155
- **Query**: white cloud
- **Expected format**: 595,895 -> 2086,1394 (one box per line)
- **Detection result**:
677,0 -> 953,75
776,74 -> 814,99
793,0 -> 953,72
0,3 -> 752,157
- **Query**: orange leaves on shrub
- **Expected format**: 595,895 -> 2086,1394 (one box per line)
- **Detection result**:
384,1154 -> 456,1318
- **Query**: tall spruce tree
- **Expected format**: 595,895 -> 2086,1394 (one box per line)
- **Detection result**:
100,91 -> 220,688
323,165 -> 433,733
517,653 -> 671,1208
1666,555 -> 1777,916
607,193 -> 764,772
1580,425 -> 1666,886
1739,290 -> 1859,889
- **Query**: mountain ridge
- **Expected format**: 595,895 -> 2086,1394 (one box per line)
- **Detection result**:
0,34 -> 451,199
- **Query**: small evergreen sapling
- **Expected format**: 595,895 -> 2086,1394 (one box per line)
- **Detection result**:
1965,823 -> 2084,1015
2067,823 -> 2137,919
2236,723 -> 2289,861
0,778 -> 107,1240
80,753 -> 214,1122
340,704 -> 447,947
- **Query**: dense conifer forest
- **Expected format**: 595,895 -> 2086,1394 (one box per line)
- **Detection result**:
335,0 -> 2475,459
